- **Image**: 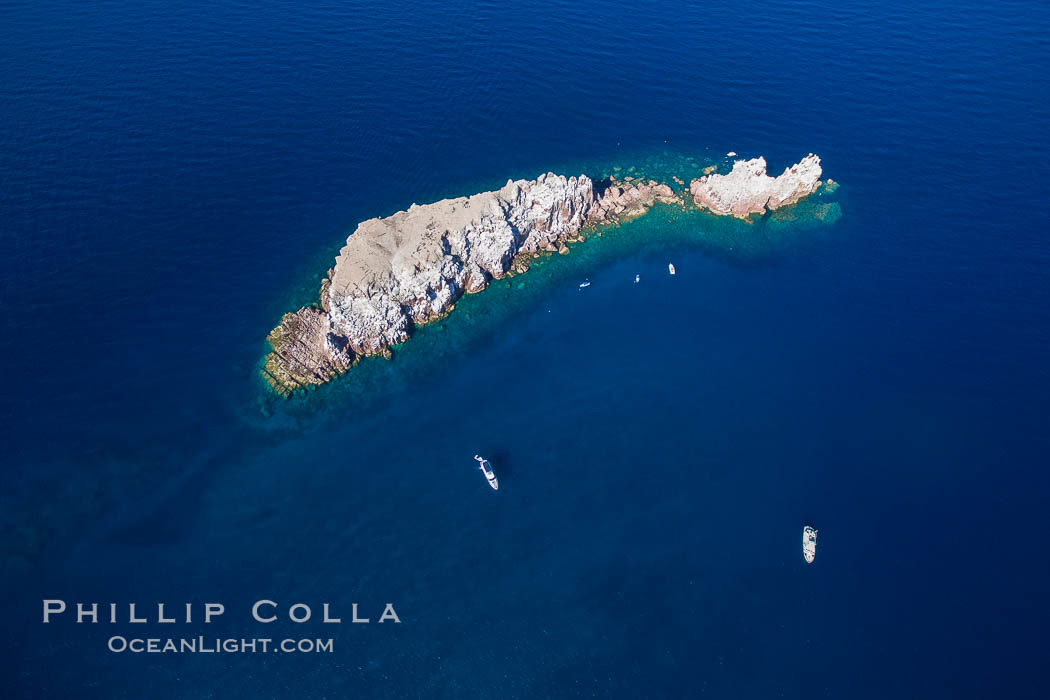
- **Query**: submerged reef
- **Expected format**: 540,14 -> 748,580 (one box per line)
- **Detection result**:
263,154 -> 830,395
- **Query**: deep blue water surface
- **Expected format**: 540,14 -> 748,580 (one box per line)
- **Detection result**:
2,1 -> 1049,698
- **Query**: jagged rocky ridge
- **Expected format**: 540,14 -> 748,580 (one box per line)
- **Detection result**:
263,155 -> 826,395
689,154 -> 823,219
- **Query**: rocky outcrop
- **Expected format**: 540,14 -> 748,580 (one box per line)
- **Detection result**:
588,177 -> 681,223
690,154 -> 822,219
263,306 -> 354,392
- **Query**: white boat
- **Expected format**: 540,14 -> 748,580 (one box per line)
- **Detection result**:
579,280 -> 591,289
475,455 -> 498,490
803,526 -> 818,563
634,274 -> 640,283
668,263 -> 676,275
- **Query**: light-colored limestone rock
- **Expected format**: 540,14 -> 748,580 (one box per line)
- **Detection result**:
325,173 -> 595,354
690,154 -> 822,219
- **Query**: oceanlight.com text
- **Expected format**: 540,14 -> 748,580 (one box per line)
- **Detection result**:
107,636 -> 334,654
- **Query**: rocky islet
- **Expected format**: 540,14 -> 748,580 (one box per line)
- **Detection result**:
263,155 -> 830,395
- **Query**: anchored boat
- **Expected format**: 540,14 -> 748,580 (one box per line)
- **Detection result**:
475,455 -> 498,490
668,263 -> 676,275
803,526 -> 818,563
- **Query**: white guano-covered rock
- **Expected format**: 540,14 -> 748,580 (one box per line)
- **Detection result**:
326,172 -> 595,354
690,154 -> 822,219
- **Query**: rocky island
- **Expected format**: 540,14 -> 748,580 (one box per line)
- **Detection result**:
263,154 -> 828,395
689,154 -> 823,219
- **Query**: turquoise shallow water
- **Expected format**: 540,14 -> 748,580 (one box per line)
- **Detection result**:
2,1 -> 1049,698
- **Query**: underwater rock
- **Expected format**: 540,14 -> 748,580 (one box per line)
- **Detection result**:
690,154 -> 822,219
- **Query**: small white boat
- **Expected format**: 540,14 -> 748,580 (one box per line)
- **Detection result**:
579,280 -> 591,289
803,526 -> 818,564
475,455 -> 498,491
634,274 -> 640,283
727,151 -> 737,157
668,263 -> 676,275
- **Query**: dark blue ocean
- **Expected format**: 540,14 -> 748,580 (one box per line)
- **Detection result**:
2,1 -> 1049,697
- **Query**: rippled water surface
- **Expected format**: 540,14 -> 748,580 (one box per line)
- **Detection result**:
2,1 -> 1049,698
